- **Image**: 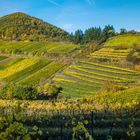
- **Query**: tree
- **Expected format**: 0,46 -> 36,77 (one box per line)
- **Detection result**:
39,83 -> 62,99
74,30 -> 84,44
102,25 -> 115,40
120,28 -> 127,34
84,27 -> 102,43
0,83 -> 38,100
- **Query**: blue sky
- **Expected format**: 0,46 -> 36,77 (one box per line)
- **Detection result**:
0,0 -> 140,33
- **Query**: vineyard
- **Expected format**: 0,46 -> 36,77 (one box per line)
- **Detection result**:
0,41 -> 78,57
104,34 -> 140,48
0,58 -> 65,86
0,85 -> 139,139
87,48 -> 131,61
53,60 -> 140,98
0,10 -> 140,140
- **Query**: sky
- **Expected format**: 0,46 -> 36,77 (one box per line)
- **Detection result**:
0,0 -> 140,33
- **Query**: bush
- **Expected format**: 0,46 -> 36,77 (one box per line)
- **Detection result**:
127,49 -> 140,64
72,122 -> 93,140
101,81 -> 126,92
0,83 -> 38,100
38,83 -> 62,99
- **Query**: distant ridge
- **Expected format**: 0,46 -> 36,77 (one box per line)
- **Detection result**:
0,12 -> 69,41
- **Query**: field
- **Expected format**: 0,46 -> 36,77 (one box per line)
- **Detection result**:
53,60 -> 140,98
87,48 -> 131,61
0,41 -> 78,57
104,34 -> 140,48
0,57 -> 65,86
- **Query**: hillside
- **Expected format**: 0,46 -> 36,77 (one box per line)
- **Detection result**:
0,41 -> 79,57
104,34 -> 140,48
0,12 -> 69,41
0,16 -> 140,139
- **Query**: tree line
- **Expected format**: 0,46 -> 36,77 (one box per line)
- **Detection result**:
71,25 -> 139,44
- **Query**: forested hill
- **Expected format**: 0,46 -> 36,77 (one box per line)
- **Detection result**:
0,12 -> 69,41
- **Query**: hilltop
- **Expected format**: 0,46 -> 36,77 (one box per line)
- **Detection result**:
0,12 -> 69,41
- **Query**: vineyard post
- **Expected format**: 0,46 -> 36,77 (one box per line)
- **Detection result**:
91,111 -> 94,138
61,116 -> 65,140
60,122 -> 63,140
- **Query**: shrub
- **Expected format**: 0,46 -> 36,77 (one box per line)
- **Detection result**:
101,81 -> 125,92
0,83 -> 38,100
134,63 -> 140,71
72,122 -> 93,140
39,83 -> 62,99
127,49 -> 140,64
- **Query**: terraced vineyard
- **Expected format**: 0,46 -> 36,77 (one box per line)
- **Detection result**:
87,48 -> 131,61
20,61 -> 65,85
0,57 -> 65,86
53,61 -> 140,98
0,41 -> 78,56
104,34 -> 140,48
0,56 -> 7,61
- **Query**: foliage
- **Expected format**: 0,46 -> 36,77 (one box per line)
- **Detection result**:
126,121 -> 136,137
74,30 -> 84,44
72,122 -> 93,140
0,104 -> 45,140
127,48 -> 140,64
0,83 -> 38,100
102,25 -> 115,40
0,121 -> 30,140
101,81 -> 126,92
84,27 -> 102,43
0,12 -> 69,41
39,83 -> 62,99
73,25 -> 115,44
0,86 -> 139,139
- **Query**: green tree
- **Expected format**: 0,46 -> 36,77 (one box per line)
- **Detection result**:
39,83 -> 62,99
84,27 -> 102,43
0,84 -> 38,100
102,25 -> 115,40
74,30 -> 84,44
120,28 -> 127,34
